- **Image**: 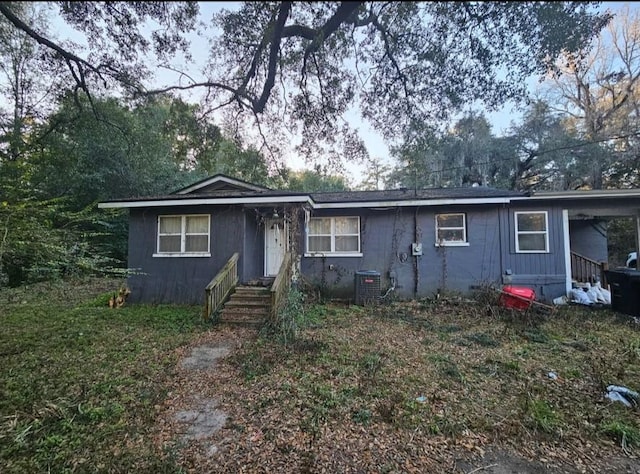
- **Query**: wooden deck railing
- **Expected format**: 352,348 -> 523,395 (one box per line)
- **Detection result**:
204,252 -> 239,321
270,251 -> 293,321
570,251 -> 608,288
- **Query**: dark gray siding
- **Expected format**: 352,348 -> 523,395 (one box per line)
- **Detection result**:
300,206 -> 503,300
569,219 -> 608,263
127,205 -> 248,304
242,209 -> 265,282
499,205 -> 567,301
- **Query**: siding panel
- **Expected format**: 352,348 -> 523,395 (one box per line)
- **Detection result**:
501,205 -> 568,301
300,206 -> 504,300
127,205 -> 245,304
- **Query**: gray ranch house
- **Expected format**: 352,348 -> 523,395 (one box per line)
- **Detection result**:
99,174 -> 640,315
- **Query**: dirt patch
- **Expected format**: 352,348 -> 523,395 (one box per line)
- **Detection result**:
456,446 -> 640,473
456,447 -> 573,473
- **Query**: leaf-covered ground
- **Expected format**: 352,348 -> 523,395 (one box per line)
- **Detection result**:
156,298 -> 640,473
3,278 -> 639,473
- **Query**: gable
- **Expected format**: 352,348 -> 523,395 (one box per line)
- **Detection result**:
173,174 -> 270,195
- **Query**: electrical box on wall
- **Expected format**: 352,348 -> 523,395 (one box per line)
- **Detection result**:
411,242 -> 423,256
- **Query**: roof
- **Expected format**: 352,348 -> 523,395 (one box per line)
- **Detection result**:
523,188 -> 640,200
97,173 -> 640,211
310,187 -> 525,203
173,174 -> 271,194
98,177 -> 527,209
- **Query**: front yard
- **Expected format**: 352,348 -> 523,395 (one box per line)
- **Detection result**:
0,278 -> 204,473
168,294 -> 640,473
2,279 -> 640,472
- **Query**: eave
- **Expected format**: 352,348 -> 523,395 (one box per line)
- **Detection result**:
98,195 -> 313,209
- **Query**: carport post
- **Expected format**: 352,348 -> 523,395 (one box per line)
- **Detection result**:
636,214 -> 640,270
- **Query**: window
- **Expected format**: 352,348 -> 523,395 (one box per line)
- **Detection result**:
435,213 -> 467,245
307,216 -> 360,255
156,215 -> 210,256
515,211 -> 548,253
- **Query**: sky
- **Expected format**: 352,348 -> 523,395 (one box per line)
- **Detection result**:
45,1 -> 638,187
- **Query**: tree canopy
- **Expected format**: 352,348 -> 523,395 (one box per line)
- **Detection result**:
0,1 -> 612,166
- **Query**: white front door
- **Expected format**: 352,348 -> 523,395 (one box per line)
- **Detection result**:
265,218 -> 286,276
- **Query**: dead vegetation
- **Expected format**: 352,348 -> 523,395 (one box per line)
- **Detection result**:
156,293 -> 640,473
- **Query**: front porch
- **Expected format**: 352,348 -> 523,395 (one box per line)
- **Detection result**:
203,251 -> 294,325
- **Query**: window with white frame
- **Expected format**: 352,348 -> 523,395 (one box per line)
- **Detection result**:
307,216 -> 360,255
156,215 -> 210,256
515,211 -> 549,253
435,213 -> 467,245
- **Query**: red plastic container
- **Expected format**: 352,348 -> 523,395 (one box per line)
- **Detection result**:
499,285 -> 536,310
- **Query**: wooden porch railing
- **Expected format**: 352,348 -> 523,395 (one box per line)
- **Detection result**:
570,251 -> 609,288
204,252 -> 239,321
270,251 -> 293,321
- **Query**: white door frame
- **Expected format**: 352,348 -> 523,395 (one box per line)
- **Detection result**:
264,218 -> 288,276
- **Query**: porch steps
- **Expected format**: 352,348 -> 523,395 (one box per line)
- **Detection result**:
218,285 -> 272,325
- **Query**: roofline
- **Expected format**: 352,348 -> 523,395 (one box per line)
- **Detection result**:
99,195 -> 516,209
513,189 -> 640,200
98,195 -> 312,209
98,188 -> 640,210
312,197 -> 514,209
174,174 -> 270,194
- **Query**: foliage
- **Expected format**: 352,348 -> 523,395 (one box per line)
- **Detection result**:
0,2 -> 64,162
0,195 -> 126,286
541,5 -> 640,189
208,2 -> 609,158
0,2 -> 611,164
199,137 -> 273,187
0,2 -> 198,103
388,112 -> 518,189
504,100 -> 583,191
0,89 -> 275,286
284,165 -> 350,192
1,95 -> 192,286
608,217 -> 637,267
263,284 -> 306,345
3,278 -> 640,472
358,156 -> 391,190
30,95 -> 196,205
0,277 -> 204,473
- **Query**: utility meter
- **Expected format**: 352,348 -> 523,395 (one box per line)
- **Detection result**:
411,242 -> 423,256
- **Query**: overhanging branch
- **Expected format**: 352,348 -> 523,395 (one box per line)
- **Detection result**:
0,2 -> 105,99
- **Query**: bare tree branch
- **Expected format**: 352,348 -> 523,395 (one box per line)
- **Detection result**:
0,2 -> 105,99
254,1 -> 292,113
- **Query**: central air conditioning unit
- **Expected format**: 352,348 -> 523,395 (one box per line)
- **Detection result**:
355,270 -> 381,305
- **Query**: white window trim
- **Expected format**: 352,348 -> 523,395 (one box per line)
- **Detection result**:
154,214 -> 211,257
515,211 -> 549,253
435,213 -> 469,247
305,216 -> 362,257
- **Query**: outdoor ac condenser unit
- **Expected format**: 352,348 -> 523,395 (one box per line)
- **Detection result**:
355,270 -> 381,305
